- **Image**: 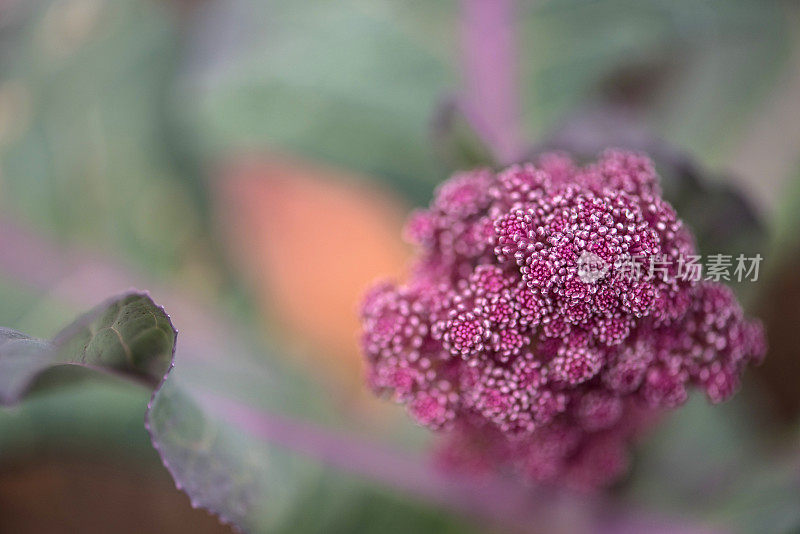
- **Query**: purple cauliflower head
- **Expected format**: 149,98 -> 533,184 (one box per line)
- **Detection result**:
360,150 -> 765,489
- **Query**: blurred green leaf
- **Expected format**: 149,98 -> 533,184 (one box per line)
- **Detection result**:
183,0 -> 454,202
520,0 -> 791,163
625,393 -> 800,534
0,381 -> 158,458
769,164 -> 800,258
625,394 -> 765,511
431,99 -> 497,170
709,455 -> 800,534
0,0 -> 210,278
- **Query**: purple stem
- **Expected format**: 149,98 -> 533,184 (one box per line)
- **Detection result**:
461,0 -> 526,164
201,393 -> 724,534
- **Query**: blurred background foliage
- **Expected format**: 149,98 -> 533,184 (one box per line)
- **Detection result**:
1,0 -> 799,532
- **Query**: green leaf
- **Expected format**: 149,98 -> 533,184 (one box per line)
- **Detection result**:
0,291 -> 481,533
0,292 -> 174,404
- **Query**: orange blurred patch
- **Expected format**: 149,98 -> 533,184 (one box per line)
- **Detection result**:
215,154 -> 412,404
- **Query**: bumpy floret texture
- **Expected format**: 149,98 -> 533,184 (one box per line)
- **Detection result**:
360,150 -> 765,489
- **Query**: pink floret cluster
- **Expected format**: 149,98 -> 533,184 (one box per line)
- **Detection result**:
360,150 -> 766,489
